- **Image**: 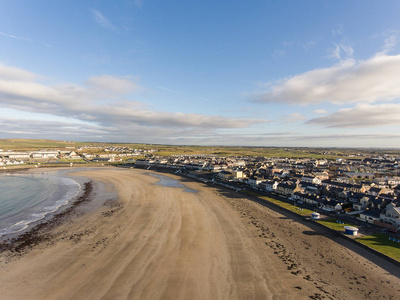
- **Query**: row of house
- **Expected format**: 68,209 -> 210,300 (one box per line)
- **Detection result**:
133,153 -> 400,229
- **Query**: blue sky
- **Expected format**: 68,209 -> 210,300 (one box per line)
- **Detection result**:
1,0 -> 400,147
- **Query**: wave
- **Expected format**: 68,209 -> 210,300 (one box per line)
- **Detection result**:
0,175 -> 81,238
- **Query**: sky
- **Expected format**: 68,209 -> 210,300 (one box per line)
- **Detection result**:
1,0 -> 400,148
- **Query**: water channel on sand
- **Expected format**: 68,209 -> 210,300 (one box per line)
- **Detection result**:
146,172 -> 198,193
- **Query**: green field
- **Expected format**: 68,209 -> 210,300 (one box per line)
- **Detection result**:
316,218 -> 356,231
356,233 -> 400,261
244,191 -> 313,216
1,138 -> 399,158
0,139 -> 83,150
156,145 -> 357,159
315,219 -> 400,262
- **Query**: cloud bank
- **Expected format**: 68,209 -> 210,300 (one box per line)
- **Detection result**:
254,53 -> 400,105
0,64 -> 264,142
307,103 -> 400,128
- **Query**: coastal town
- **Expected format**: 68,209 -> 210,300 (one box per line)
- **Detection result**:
1,143 -> 400,299
1,144 -> 400,234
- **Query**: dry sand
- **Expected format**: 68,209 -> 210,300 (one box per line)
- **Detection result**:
0,168 -> 399,299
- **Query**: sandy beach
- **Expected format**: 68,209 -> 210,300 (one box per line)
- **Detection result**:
0,168 -> 399,299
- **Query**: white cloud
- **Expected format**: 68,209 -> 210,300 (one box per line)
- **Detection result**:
0,64 -> 265,142
333,43 -> 353,60
91,10 -> 115,29
313,109 -> 328,114
0,31 -> 33,42
303,41 -> 316,51
254,52 -> 400,105
283,113 -> 305,123
332,25 -> 343,38
156,86 -> 184,95
86,75 -> 140,94
307,103 -> 400,128
0,64 -> 39,81
381,33 -> 397,54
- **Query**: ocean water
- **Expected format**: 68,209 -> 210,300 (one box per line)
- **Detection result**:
147,173 -> 197,193
0,173 -> 81,238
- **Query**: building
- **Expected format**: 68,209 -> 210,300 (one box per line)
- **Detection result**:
276,182 -> 302,196
31,150 -> 59,159
344,226 -> 359,236
359,210 -> 381,224
380,203 -> 400,228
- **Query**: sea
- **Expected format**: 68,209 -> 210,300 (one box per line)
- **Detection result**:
0,172 -> 81,238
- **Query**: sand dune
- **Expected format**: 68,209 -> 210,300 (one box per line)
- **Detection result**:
0,168 -> 399,299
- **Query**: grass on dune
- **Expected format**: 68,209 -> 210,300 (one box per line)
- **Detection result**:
356,233 -> 400,261
315,218 -> 356,231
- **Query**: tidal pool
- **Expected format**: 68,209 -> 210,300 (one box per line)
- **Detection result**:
146,173 -> 197,193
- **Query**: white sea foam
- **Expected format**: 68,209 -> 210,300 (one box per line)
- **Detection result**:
0,174 -> 81,238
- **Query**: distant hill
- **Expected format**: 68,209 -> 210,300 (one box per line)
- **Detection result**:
0,139 -> 399,158
0,139 -> 82,151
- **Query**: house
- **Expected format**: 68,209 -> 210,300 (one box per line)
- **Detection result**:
347,192 -> 365,203
301,176 -> 321,185
302,193 -> 320,206
247,176 -> 264,188
276,182 -> 302,197
299,182 -> 320,193
327,186 -> 345,198
259,180 -> 278,192
231,170 -> 245,179
359,209 -> 381,224
394,184 -> 400,196
373,178 -> 388,187
370,197 -> 387,210
292,191 -> 303,201
360,195 -> 375,209
344,172 -> 375,180
346,183 -> 367,193
314,171 -> 329,180
377,193 -> 397,203
368,187 -> 384,196
30,150 -> 59,159
386,177 -> 400,187
273,170 -> 290,179
1,151 -> 30,160
320,199 -> 343,211
217,170 -> 233,180
380,203 -> 400,228
63,151 -> 81,159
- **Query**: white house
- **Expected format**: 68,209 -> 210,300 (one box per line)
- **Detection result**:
247,177 -> 264,188
259,180 -> 278,192
301,176 -> 321,185
380,203 -> 400,227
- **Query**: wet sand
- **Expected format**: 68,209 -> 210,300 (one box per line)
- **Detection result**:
0,168 -> 399,299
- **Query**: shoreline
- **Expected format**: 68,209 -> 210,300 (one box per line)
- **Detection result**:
0,167 -> 399,299
0,167 -> 116,251
0,168 -> 85,242
0,181 -> 93,254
